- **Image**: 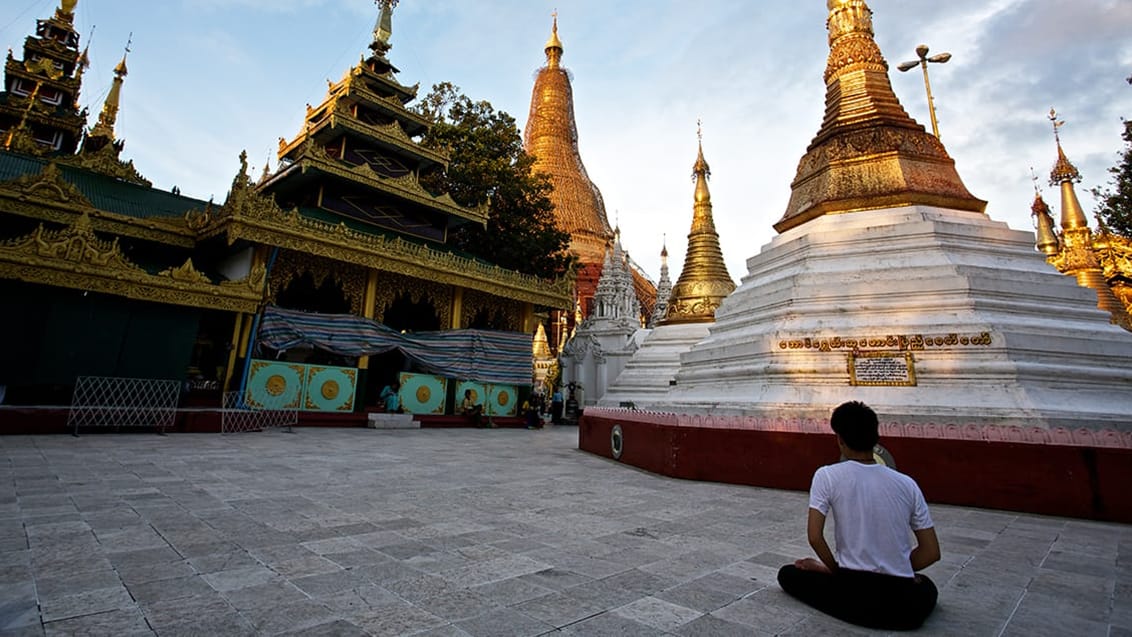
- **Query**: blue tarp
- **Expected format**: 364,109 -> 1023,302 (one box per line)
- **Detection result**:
257,306 -> 534,386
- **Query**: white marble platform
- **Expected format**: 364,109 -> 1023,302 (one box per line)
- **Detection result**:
633,206 -> 1132,428
598,323 -> 710,410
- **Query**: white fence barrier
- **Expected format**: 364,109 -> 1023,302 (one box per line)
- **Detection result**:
68,376 -> 181,435
221,391 -> 298,434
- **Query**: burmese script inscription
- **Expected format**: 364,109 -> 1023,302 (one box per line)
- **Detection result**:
848,351 -> 916,387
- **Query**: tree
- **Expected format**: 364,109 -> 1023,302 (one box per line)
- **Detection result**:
1091,76 -> 1132,236
415,82 -> 575,280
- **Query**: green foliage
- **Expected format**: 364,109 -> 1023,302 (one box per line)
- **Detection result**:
416,82 -> 575,280
1091,77 -> 1132,236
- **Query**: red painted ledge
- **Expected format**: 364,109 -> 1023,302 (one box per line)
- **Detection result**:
579,409 -> 1132,524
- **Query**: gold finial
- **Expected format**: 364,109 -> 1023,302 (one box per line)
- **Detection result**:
1048,107 -> 1081,185
61,0 -> 77,15
88,35 -> 131,141
545,10 -> 564,68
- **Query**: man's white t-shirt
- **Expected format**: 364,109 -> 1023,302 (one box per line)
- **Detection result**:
809,460 -> 933,578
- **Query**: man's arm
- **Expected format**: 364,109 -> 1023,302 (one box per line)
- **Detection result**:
806,508 -> 838,573
910,526 -> 941,571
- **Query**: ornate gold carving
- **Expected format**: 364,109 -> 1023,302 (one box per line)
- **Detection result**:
321,380 -> 340,400
65,144 -> 151,187
415,385 -> 430,403
269,251 -> 367,315
777,332 -> 993,352
6,161 -> 91,207
158,258 -> 211,284
461,288 -> 521,331
372,270 -> 453,327
0,213 -> 263,313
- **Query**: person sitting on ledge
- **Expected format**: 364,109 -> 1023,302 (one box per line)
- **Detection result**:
379,381 -> 403,414
778,401 -> 941,631
461,389 -> 484,428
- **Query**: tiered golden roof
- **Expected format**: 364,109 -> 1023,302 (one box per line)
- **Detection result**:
523,15 -> 612,265
775,0 -> 985,233
662,128 -> 735,325
1034,112 -> 1132,330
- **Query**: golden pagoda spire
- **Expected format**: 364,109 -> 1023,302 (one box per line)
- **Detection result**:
775,0 -> 984,233
661,125 -> 735,325
88,39 -> 130,142
370,0 -> 397,57
1043,110 -> 1130,329
524,10 -> 615,313
58,0 -> 78,21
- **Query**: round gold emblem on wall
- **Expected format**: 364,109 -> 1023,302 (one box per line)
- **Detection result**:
497,391 -> 509,406
416,386 -> 431,402
265,375 -> 286,396
321,380 -> 340,400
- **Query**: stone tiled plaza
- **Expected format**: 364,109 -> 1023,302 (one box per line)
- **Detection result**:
1,426 -> 1129,636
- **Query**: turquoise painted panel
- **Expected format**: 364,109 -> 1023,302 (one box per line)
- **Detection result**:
399,372 -> 446,415
246,360 -> 304,409
304,366 -> 357,412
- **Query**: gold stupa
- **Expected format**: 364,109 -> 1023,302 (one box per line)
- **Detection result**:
1032,114 -> 1132,330
523,14 -> 612,265
775,0 -> 985,233
662,127 -> 735,324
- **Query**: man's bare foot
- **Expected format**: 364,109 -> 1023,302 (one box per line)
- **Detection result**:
794,557 -> 832,573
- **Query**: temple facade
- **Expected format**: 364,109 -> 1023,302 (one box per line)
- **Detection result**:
523,15 -> 655,342
0,0 -> 570,411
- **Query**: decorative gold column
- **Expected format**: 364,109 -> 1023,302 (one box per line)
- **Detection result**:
222,313 -> 245,391
451,287 -> 464,329
358,269 -> 379,369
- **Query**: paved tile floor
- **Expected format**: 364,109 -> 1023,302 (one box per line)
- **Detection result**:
0,426 -> 1129,636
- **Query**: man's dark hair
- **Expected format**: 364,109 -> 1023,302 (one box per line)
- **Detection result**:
830,401 -> 879,451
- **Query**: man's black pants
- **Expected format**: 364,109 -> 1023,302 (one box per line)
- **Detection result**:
778,565 -> 938,630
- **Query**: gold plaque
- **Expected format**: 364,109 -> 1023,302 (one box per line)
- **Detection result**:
848,351 -> 917,387
416,386 -> 431,402
321,380 -> 340,400
497,391 -> 509,407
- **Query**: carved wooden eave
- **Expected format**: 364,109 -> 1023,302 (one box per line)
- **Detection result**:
277,108 -> 447,169
0,162 -> 195,247
0,212 -> 263,313
64,144 -> 152,187
340,80 -> 431,132
277,148 -> 486,225
349,64 -> 418,103
190,171 -> 570,310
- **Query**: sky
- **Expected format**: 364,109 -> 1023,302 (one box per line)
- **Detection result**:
2,0 -> 1130,284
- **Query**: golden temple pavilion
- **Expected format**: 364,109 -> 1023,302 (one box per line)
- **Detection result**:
0,0 -> 570,411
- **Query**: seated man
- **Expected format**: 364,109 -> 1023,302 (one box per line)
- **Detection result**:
778,401 -> 940,631
379,381 -> 403,414
461,389 -> 483,427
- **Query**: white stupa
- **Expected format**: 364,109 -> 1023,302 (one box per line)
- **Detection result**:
623,0 -> 1132,428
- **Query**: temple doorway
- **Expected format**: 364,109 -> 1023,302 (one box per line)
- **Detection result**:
383,293 -> 441,333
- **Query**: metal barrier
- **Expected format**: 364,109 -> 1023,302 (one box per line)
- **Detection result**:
67,376 -> 181,435
220,391 -> 298,434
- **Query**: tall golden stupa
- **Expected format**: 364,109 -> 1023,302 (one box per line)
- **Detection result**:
775,0 -> 985,232
523,15 -> 655,325
662,127 -> 735,324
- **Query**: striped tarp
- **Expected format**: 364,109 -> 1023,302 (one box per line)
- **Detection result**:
257,307 -> 534,386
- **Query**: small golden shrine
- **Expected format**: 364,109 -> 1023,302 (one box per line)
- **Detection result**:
1032,111 -> 1132,330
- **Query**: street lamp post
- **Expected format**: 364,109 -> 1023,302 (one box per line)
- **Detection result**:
897,44 -> 951,139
